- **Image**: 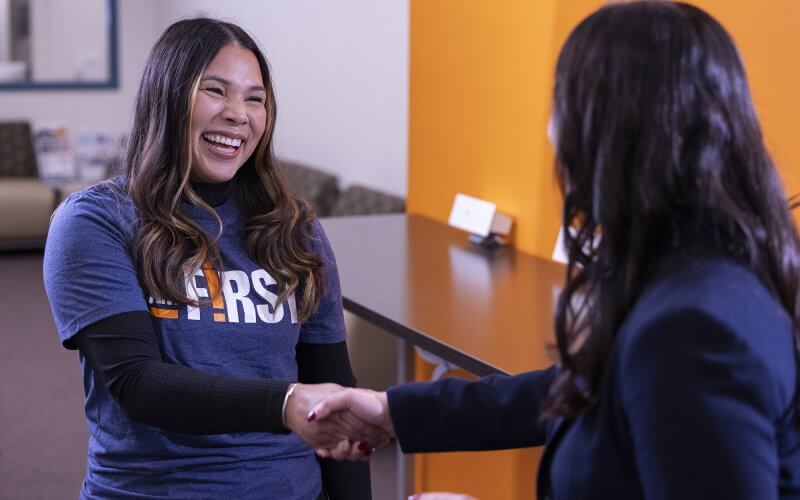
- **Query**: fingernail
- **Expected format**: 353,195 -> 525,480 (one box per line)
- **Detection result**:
306,411 -> 316,422
357,442 -> 368,451
365,448 -> 373,457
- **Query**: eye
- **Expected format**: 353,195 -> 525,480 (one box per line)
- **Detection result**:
203,86 -> 224,96
246,95 -> 265,105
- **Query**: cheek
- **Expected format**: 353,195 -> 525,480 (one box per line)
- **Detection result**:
249,110 -> 268,141
191,97 -> 223,133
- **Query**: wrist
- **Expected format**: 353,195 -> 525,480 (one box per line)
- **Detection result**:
376,391 -> 396,437
281,383 -> 298,429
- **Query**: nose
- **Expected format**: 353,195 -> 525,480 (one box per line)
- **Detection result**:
220,97 -> 248,125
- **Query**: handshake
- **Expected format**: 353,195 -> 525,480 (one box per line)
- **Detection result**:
285,384 -> 480,500
283,383 -> 395,460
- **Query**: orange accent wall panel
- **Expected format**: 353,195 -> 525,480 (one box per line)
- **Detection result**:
408,0 -> 800,259
408,0 -> 602,260
688,0 -> 800,201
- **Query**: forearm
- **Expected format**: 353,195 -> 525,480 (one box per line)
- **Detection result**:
387,366 -> 557,453
77,311 -> 291,434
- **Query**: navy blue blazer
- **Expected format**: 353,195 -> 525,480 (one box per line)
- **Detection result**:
387,256 -> 800,499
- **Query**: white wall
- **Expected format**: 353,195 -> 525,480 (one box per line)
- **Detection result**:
0,0 -> 409,197
0,0 -> 159,135
31,0 -> 108,81
156,0 -> 409,196
0,0 -> 10,61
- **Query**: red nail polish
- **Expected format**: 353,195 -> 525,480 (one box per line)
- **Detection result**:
357,442 -> 368,451
307,411 -> 316,422
365,449 -> 373,457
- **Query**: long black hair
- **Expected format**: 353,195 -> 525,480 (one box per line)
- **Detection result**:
547,1 -> 800,417
122,18 -> 325,321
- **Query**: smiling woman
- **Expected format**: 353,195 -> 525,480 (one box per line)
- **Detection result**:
42,18 -> 371,500
191,45 -> 267,183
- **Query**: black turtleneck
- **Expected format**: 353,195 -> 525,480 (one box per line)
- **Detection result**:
73,180 -> 371,499
190,177 -> 236,208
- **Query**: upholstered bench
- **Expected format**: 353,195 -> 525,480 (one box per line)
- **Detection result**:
329,185 -> 406,216
0,178 -> 57,250
0,122 -> 55,250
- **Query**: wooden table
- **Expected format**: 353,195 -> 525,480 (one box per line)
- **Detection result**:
321,214 -> 565,499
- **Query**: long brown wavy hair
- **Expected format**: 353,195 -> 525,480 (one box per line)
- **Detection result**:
121,18 -> 324,321
547,2 -> 800,417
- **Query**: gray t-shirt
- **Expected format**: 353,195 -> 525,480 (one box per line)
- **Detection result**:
44,180 -> 346,499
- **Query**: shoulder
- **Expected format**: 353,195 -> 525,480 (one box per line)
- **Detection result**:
307,217 -> 327,242
51,177 -> 136,239
306,217 -> 336,262
56,176 -> 132,215
617,255 -> 796,412
47,178 -> 137,261
621,256 -> 793,359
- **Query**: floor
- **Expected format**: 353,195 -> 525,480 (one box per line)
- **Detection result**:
0,251 -> 397,500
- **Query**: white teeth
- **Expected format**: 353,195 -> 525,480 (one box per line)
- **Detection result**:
203,133 -> 242,148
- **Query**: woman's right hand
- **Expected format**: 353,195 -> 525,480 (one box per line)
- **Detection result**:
283,383 -> 349,448
308,387 -> 395,459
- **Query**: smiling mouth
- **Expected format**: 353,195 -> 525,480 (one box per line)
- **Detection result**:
202,132 -> 244,155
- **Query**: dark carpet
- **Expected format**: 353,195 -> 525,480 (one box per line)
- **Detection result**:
0,251 -> 87,500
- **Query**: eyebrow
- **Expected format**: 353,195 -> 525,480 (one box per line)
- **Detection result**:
201,75 -> 267,93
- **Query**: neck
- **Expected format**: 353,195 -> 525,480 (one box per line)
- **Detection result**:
191,177 -> 236,208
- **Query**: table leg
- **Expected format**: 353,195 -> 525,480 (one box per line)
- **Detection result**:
395,338 -> 415,500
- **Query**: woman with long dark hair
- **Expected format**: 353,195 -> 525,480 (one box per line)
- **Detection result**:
44,19 -> 370,499
308,2 -> 800,498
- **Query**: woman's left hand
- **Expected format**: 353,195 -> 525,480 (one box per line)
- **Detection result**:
315,435 -> 374,461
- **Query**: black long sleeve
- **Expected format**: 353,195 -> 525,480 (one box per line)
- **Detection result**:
75,310 -> 291,434
297,342 -> 372,500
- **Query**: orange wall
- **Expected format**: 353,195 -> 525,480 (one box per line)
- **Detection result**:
408,0 -> 800,259
690,0 -> 800,196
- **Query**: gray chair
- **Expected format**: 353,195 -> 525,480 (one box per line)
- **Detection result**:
0,122 -> 56,250
0,122 -> 38,178
329,185 -> 405,217
278,159 -> 340,217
